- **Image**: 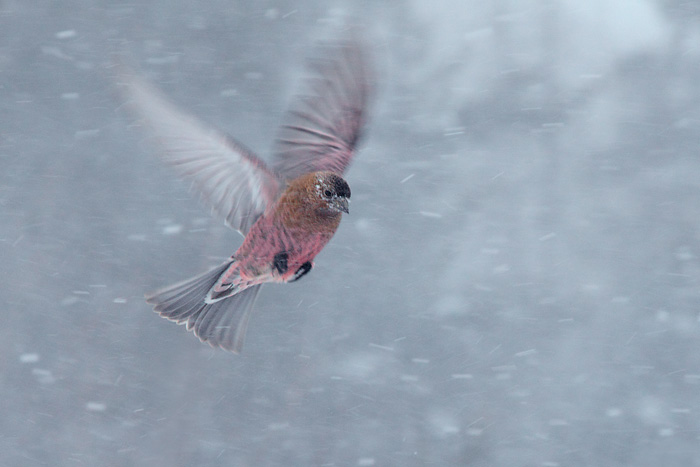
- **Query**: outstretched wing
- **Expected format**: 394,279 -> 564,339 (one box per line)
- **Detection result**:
117,68 -> 280,235
272,38 -> 373,181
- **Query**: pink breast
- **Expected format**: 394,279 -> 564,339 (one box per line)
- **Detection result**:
235,215 -> 335,280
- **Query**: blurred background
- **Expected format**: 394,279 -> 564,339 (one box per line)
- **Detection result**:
2,0 -> 700,465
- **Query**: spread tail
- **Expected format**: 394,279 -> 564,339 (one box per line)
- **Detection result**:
145,259 -> 262,353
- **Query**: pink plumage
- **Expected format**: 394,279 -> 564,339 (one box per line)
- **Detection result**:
118,37 -> 372,352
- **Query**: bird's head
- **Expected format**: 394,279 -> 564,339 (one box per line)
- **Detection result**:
276,171 -> 351,231
314,172 -> 350,214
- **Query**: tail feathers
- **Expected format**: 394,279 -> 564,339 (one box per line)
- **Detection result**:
145,260 -> 262,353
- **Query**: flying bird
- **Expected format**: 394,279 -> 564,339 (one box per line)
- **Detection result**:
118,38 -> 372,353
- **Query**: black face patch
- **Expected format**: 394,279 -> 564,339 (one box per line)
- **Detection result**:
328,174 -> 351,198
273,251 -> 289,275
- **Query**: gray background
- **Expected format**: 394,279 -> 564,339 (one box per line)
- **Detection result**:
2,0 -> 700,465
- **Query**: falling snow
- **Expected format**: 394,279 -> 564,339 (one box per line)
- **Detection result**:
2,1 -> 700,466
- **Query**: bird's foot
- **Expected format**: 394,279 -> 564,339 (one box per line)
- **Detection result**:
290,261 -> 313,282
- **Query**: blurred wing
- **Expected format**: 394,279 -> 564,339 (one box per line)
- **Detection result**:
117,69 -> 280,235
272,39 -> 373,181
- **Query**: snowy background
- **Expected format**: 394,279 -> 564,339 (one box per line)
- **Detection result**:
2,0 -> 700,465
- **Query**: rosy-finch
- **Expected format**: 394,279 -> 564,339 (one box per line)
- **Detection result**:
118,38 -> 372,352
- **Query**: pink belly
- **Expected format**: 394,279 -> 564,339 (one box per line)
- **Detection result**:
235,216 -> 334,281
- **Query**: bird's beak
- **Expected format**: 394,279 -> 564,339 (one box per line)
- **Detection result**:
334,197 -> 350,214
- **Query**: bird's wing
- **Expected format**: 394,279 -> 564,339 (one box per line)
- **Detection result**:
272,38 -> 373,181
117,69 -> 280,235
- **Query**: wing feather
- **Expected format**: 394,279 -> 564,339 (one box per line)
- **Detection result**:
117,69 -> 280,235
272,38 -> 373,180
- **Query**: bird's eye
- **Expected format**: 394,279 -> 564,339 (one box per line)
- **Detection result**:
324,189 -> 332,198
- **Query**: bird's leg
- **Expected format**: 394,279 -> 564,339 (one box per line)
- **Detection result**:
290,261 -> 313,282
273,251 -> 289,275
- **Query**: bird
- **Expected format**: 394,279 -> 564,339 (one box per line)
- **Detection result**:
117,36 -> 372,353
